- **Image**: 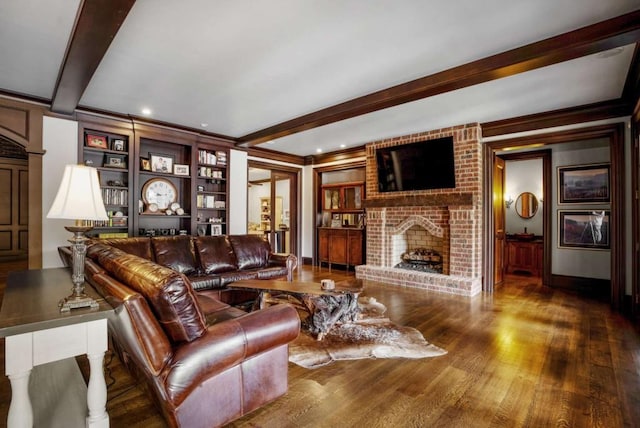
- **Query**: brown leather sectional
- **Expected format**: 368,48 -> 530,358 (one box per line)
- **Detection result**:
62,234 -> 301,427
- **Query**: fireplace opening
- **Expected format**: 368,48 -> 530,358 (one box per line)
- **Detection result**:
395,247 -> 443,274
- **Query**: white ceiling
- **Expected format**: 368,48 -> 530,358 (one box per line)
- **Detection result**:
0,0 -> 638,157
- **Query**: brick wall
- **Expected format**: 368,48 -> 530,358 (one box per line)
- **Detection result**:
356,123 -> 483,296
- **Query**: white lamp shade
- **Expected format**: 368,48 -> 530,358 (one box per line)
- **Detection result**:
47,164 -> 109,221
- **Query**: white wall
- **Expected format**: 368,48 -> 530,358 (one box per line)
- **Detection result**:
228,149 -> 247,234
42,116 -> 78,268
551,140 -> 610,280
302,165 -> 313,258
504,159 -> 543,235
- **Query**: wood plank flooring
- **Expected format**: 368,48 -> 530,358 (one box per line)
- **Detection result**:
0,262 -> 638,427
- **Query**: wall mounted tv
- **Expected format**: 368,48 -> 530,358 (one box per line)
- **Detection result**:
376,137 -> 456,192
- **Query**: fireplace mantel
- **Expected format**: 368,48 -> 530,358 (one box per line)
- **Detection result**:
362,193 -> 473,208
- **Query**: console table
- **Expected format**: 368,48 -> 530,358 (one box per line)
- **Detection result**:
0,268 -> 113,428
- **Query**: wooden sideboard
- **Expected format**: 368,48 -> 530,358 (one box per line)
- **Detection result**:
505,238 -> 543,277
318,227 -> 364,270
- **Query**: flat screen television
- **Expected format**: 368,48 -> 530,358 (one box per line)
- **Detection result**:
376,137 -> 456,192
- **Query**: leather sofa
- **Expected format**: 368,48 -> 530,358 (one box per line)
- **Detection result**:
80,239 -> 301,427
82,234 -> 298,289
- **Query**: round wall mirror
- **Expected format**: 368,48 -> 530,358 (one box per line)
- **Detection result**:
515,192 -> 538,219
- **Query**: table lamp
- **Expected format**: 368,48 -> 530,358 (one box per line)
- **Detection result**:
47,164 -> 108,312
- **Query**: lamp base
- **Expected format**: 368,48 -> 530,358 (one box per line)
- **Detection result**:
59,293 -> 99,312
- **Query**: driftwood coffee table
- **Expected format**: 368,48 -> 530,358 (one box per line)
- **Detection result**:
231,278 -> 363,340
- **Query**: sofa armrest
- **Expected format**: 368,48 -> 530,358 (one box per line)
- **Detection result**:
58,246 -> 73,267
268,253 -> 298,281
164,304 -> 300,406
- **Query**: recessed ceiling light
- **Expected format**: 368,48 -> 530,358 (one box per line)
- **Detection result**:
596,47 -> 624,59
200,123 -> 208,128
316,148 -> 322,153
340,144 -> 346,148
141,107 -> 152,116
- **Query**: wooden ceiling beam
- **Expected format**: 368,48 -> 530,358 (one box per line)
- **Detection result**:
481,99 -> 631,137
51,0 -> 136,115
236,10 -> 640,147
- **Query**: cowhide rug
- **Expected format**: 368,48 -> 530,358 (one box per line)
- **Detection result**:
289,297 -> 447,369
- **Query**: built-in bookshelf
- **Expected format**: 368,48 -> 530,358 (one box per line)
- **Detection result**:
79,125 -> 133,238
77,114 -> 231,238
195,148 -> 227,236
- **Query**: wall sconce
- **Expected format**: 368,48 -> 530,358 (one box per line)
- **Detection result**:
504,195 -> 514,208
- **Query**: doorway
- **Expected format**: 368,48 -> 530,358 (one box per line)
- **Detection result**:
0,137 -> 29,261
495,151 -> 551,286
483,124 -> 625,310
247,161 -> 299,256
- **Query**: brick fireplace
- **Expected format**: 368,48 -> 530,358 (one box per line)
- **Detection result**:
355,124 -> 483,297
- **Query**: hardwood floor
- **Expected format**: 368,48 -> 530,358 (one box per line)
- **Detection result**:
0,262 -> 638,427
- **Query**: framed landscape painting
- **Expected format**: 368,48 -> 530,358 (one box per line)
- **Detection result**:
558,163 -> 610,204
558,210 -> 610,250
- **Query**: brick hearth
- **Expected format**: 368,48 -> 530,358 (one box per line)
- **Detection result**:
355,124 -> 482,297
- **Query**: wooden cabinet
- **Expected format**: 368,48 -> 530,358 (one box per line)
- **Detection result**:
318,228 -> 363,269
506,239 -> 543,277
322,182 -> 363,212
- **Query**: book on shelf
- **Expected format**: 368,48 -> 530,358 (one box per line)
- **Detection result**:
198,149 -> 227,166
98,232 -> 128,239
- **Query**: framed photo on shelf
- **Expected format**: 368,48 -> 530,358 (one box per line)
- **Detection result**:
197,185 -> 205,192
196,224 -> 208,237
149,153 -> 174,173
104,153 -> 126,168
211,224 -> 222,236
558,163 -> 610,204
110,138 -> 126,151
140,157 -> 151,171
86,134 -> 108,149
174,164 -> 190,176
558,210 -> 610,250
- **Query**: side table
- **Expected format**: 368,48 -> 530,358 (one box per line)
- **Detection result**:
0,268 -> 114,428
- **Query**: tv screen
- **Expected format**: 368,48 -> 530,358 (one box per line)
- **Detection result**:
376,137 -> 456,192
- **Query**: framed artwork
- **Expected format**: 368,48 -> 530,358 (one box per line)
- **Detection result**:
140,157 -> 151,171
86,134 -> 108,149
174,164 -> 190,176
558,163 -> 610,204
149,153 -> 174,173
558,210 -> 610,250
104,154 -> 126,168
110,138 -> 126,151
211,224 -> 222,236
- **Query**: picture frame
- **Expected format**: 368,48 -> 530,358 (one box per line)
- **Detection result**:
558,210 -> 610,250
104,153 -> 126,169
110,138 -> 126,152
197,185 -> 205,192
140,157 -> 151,171
149,153 -> 174,173
86,134 -> 108,149
174,164 -> 190,176
211,224 -> 222,236
558,163 -> 610,204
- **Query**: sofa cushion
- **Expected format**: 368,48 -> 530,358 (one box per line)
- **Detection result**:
91,237 -> 153,260
228,235 -> 271,270
193,236 -> 238,274
94,243 -> 207,343
151,236 -> 198,275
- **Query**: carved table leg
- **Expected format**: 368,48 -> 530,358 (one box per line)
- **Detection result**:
86,319 -> 109,428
